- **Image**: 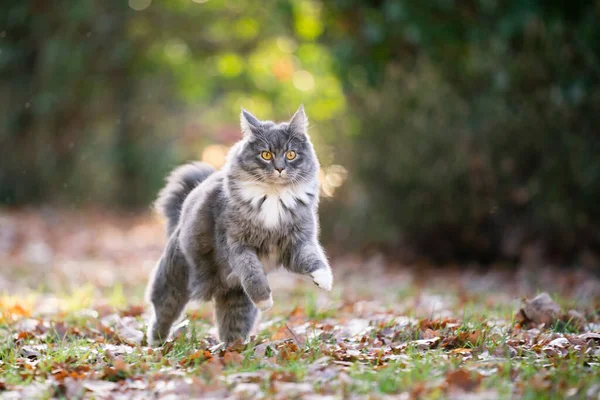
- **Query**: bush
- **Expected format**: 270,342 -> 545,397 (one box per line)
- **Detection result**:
321,0 -> 600,263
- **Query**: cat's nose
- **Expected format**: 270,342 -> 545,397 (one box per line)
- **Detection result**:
275,167 -> 285,173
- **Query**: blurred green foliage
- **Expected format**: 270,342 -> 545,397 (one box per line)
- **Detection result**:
1,0 -> 599,262
0,0 -> 345,206
320,0 -> 600,261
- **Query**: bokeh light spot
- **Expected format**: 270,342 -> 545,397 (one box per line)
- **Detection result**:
235,18 -> 259,39
272,57 -> 295,81
319,165 -> 348,197
276,37 -> 298,54
164,39 -> 189,64
201,145 -> 230,169
293,70 -> 315,91
294,1 -> 323,41
128,0 -> 151,11
217,53 -> 244,78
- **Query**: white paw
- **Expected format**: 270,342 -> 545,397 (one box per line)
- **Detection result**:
311,268 -> 333,291
254,293 -> 274,311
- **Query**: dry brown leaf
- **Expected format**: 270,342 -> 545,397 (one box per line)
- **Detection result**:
223,351 -> 244,366
122,305 -> 145,317
180,349 -> 212,366
113,358 -> 129,373
14,331 -> 35,341
445,369 -> 483,392
457,329 -> 484,346
270,370 -> 296,382
101,358 -> 130,382
527,372 -> 551,391
411,337 -> 440,350
277,341 -> 300,361
419,318 -> 459,331
516,292 -> 561,327
422,328 -> 438,339
450,348 -> 472,355
580,332 -> 600,342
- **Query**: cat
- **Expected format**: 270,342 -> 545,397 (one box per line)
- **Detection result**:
146,105 -> 333,346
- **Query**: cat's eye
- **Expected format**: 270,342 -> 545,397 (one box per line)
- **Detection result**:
261,151 -> 272,160
285,150 -> 297,160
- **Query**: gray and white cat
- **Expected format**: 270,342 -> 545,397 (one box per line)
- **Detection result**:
146,105 -> 333,346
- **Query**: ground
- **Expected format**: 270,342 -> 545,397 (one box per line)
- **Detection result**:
1,209 -> 599,399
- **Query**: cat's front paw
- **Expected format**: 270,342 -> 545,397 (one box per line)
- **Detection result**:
254,293 -> 274,311
242,272 -> 273,311
147,319 -> 168,347
311,266 -> 333,291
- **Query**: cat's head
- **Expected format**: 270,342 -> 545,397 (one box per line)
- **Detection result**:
231,105 -> 319,185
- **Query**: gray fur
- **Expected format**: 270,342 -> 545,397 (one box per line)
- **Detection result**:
146,106 -> 332,346
155,162 -> 215,237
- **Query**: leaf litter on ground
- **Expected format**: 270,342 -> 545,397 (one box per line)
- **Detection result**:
0,209 -> 599,398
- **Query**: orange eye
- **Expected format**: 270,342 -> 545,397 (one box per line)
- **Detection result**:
261,151 -> 272,160
285,150 -> 297,160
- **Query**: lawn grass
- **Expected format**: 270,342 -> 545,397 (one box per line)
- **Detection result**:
0,210 -> 598,398
1,270 -> 599,399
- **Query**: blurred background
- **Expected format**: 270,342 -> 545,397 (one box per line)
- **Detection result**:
1,0 -> 599,269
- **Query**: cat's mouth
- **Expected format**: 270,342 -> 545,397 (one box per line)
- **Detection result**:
270,175 -> 289,184
270,171 -> 289,182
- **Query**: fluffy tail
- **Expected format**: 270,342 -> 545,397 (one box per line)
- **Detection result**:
155,162 -> 215,236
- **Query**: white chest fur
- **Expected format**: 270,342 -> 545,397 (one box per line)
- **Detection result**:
237,181 -> 311,229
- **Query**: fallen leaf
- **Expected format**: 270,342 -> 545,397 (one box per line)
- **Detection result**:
223,351 -> 244,366
270,370 -> 296,382
411,337 -> 440,350
20,344 -> 46,359
180,349 -> 212,366
101,358 -> 130,381
14,331 -> 35,341
82,380 -> 118,394
516,292 -> 561,327
122,305 -> 145,317
580,332 -> 600,342
542,337 -> 570,357
445,369 -> 483,392
450,348 -> 472,355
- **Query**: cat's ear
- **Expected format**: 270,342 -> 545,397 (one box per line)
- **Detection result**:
288,105 -> 308,136
240,109 -> 261,137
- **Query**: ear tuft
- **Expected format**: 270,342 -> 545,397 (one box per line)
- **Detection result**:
240,108 -> 261,137
288,105 -> 308,135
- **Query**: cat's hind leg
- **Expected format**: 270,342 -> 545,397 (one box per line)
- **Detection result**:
214,287 -> 258,345
146,237 -> 190,346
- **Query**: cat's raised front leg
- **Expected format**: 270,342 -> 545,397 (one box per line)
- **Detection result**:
286,241 -> 333,291
228,243 -> 273,310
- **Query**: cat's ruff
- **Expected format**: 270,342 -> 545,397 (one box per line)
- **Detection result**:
235,180 -> 313,229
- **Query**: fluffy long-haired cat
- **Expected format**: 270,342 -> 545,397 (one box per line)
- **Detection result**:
146,105 -> 333,346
